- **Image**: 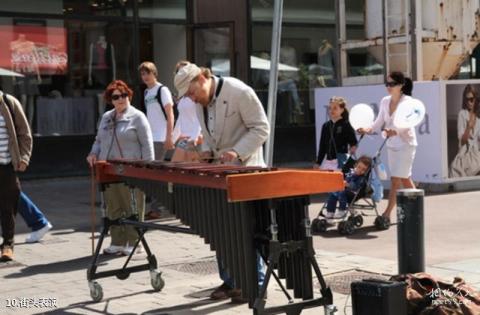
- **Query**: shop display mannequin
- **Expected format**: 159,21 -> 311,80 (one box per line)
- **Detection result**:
88,35 -> 116,116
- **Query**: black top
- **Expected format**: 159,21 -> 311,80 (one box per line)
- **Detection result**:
316,118 -> 358,164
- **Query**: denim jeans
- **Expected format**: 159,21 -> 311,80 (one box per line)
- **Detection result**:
18,192 -> 49,232
218,253 -> 265,288
326,191 -> 348,213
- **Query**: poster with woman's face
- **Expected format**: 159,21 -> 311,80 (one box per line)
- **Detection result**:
446,83 -> 480,178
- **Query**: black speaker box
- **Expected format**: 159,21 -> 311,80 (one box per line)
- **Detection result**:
351,279 -> 407,315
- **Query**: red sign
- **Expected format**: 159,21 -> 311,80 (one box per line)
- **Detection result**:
0,25 -> 68,75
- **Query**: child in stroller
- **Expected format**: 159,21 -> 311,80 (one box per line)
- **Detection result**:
324,155 -> 372,220
312,139 -> 387,235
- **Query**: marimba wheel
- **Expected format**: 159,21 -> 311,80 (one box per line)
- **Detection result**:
150,271 -> 165,291
89,281 -> 103,302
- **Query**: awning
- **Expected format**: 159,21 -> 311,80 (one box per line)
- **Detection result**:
0,67 -> 25,77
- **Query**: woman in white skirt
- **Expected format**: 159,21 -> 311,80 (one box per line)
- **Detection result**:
358,71 -> 417,222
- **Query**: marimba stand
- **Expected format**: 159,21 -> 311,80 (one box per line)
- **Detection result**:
87,185 -> 165,302
253,200 -> 334,315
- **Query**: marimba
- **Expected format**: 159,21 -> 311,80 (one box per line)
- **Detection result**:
87,160 -> 344,315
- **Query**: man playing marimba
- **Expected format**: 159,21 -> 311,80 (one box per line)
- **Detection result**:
174,62 -> 270,302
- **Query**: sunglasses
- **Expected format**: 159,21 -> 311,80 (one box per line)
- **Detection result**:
467,97 -> 476,102
385,81 -> 400,87
111,93 -> 129,101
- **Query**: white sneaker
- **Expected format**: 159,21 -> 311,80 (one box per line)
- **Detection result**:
103,245 -> 124,255
122,246 -> 134,256
122,244 -> 143,256
324,211 -> 335,219
25,222 -> 52,243
335,210 -> 348,219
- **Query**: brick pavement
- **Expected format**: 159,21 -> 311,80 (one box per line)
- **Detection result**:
1,177 -> 478,315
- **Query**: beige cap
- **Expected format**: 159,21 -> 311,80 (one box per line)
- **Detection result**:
174,63 -> 202,97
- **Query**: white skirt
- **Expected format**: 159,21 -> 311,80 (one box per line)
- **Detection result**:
387,145 -> 416,178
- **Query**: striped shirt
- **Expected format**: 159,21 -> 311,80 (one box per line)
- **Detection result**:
0,113 -> 11,164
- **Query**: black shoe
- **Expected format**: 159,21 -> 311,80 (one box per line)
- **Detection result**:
210,282 -> 233,300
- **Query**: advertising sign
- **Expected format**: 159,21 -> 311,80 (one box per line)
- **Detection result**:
315,82 -> 445,183
0,25 -> 68,75
445,80 -> 480,179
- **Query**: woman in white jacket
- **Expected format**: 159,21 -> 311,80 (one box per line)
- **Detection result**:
358,71 -> 417,223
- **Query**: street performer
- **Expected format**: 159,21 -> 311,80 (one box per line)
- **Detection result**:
173,62 -> 270,302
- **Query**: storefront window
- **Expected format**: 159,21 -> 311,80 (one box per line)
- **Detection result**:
0,0 -> 132,16
0,17 -> 135,136
136,0 -> 186,20
194,26 -> 233,77
251,0 -> 365,127
63,0 -> 133,17
139,22 -> 187,89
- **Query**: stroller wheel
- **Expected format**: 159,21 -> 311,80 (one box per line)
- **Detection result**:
338,221 -> 354,235
312,218 -> 327,233
374,216 -> 390,230
343,221 -> 355,235
353,215 -> 363,227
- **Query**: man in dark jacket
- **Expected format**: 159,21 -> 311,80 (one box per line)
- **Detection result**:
0,90 -> 32,261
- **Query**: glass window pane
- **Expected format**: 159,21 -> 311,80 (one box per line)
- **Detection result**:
0,0 -> 133,16
137,0 -> 186,20
251,0 -> 366,127
0,0 -> 64,15
194,27 -> 232,77
139,23 -> 187,89
63,0 -> 133,17
0,18 -> 136,137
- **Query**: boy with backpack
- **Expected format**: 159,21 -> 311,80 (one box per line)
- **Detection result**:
139,62 -> 177,219
138,61 -> 176,161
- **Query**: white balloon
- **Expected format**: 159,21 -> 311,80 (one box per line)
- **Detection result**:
349,103 -> 375,130
393,98 -> 426,128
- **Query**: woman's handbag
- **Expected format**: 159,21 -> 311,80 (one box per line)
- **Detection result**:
449,143 -> 480,177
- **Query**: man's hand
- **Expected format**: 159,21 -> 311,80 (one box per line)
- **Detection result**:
199,151 -> 213,161
86,154 -> 97,168
17,161 -> 28,172
220,150 -> 239,163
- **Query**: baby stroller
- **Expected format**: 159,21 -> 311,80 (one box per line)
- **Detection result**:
311,136 -> 389,235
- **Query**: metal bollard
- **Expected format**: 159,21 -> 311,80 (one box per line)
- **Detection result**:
396,189 -> 425,274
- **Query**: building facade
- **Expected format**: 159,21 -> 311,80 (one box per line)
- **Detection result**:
4,0 -> 474,177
